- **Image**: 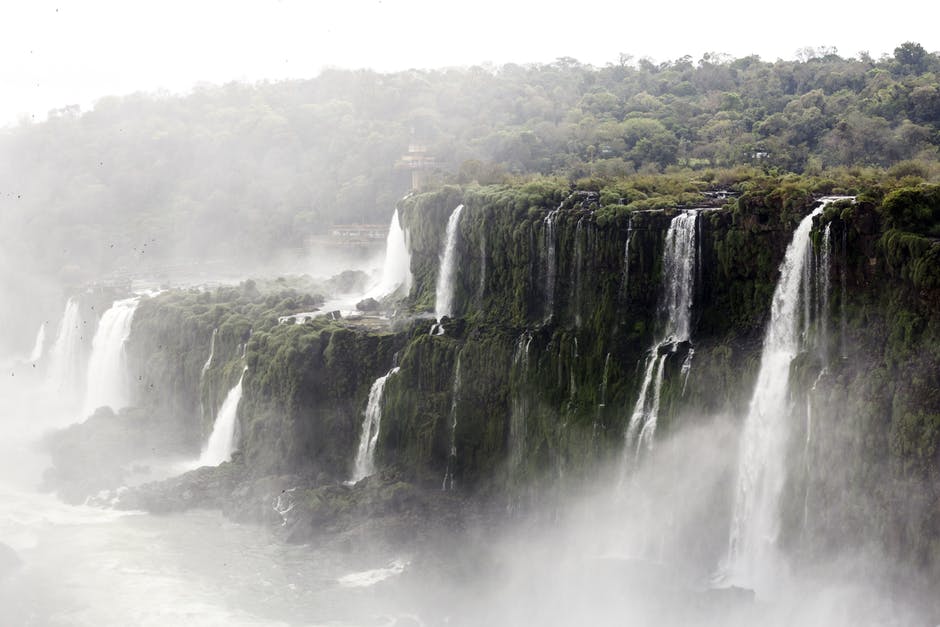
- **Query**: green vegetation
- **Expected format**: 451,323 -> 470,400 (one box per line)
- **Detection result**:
3,44 -> 939,290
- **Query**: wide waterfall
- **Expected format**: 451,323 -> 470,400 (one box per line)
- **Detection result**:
350,367 -> 399,483
81,297 -> 140,420
198,367 -> 247,467
724,198 -> 846,593
45,298 -> 84,400
366,208 -> 413,300
434,204 -> 464,321
625,210 -> 699,456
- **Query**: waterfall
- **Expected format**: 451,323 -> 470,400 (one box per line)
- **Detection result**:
624,210 -> 699,457
81,297 -> 140,419
509,332 -> 532,474
198,367 -> 247,467
658,211 -> 698,343
46,298 -> 84,398
350,367 -> 399,483
620,216 -> 634,301
366,209 -> 413,300
594,352 -> 612,443
569,217 -> 587,327
840,227 -> 848,359
442,354 -> 462,491
819,223 -> 832,363
28,322 -> 46,363
201,328 -> 218,378
542,206 -> 560,322
723,198 -> 844,593
432,205 -> 464,333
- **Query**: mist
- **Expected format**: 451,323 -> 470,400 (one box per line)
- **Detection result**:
1,23 -> 939,627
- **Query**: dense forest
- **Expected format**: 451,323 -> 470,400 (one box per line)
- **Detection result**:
1,42 -> 938,292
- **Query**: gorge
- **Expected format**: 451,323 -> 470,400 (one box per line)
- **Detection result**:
1,177 -> 938,626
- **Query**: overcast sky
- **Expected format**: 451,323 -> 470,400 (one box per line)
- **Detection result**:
2,0 -> 937,126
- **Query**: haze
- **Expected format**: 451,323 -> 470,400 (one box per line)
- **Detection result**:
3,0 -> 938,125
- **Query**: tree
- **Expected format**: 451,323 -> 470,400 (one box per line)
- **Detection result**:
893,42 -> 928,75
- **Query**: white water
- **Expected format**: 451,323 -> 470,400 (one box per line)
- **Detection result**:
81,296 -> 140,420
28,322 -> 46,363
337,558 -> 409,588
350,367 -> 399,483
819,223 -> 832,362
625,210 -> 699,456
201,327 -> 218,378
45,297 -> 84,401
198,368 -> 247,467
570,217 -> 587,327
620,216 -> 634,301
542,206 -> 560,321
442,354 -> 462,491
434,204 -> 465,322
724,199 -> 844,593
510,332 -> 533,474
365,208 -> 413,300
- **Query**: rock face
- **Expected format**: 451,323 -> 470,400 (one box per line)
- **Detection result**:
52,181 -> 938,589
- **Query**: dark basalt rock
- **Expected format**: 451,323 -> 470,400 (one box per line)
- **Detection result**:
356,297 -> 381,312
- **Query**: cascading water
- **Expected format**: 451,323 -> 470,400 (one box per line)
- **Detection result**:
198,367 -> 247,467
366,208 -> 413,300
45,298 -> 84,399
569,217 -> 587,327
81,296 -> 140,419
840,227 -> 848,359
594,352 -> 612,443
723,198 -> 847,593
28,322 -> 46,363
201,328 -> 218,378
442,354 -> 462,491
509,332 -> 533,474
350,367 -> 399,483
542,206 -> 560,322
620,216 -> 634,302
624,210 -> 699,457
432,205 -> 464,334
818,223 -> 832,363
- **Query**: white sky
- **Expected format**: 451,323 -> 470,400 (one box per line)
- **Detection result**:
2,0 -> 937,126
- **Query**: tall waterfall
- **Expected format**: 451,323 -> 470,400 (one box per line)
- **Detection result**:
28,322 -> 46,363
620,216 -> 634,301
46,298 -> 84,398
818,223 -> 832,362
625,210 -> 699,456
542,207 -> 560,321
723,199 -> 842,593
434,205 -> 465,326
201,328 -> 218,378
569,217 -> 588,327
442,354 -> 462,490
350,367 -> 399,483
366,208 -> 413,299
198,367 -> 247,467
510,332 -> 533,474
81,297 -> 140,419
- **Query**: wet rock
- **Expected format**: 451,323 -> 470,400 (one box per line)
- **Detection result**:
356,297 -> 381,312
